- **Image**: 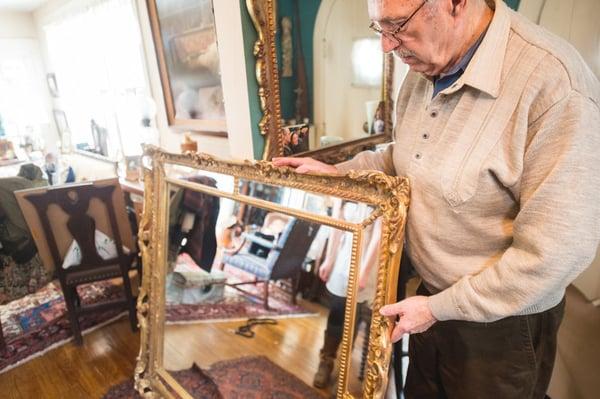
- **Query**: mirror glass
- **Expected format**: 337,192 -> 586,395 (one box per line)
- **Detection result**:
276,0 -> 386,155
160,177 -> 380,397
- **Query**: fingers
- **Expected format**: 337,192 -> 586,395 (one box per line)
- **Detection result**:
272,157 -> 306,167
295,165 -> 312,174
390,320 -> 408,343
380,301 -> 404,317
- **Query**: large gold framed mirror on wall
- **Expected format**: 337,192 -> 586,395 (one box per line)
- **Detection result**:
247,0 -> 401,163
134,146 -> 409,398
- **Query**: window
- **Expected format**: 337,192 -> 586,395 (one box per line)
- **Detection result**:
44,0 -> 153,159
0,39 -> 49,156
351,38 -> 383,87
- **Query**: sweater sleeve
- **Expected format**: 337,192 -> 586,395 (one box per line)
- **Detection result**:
429,91 -> 600,322
335,143 -> 397,176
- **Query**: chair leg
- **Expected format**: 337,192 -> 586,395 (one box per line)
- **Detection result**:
121,271 -> 138,332
263,281 -> 270,310
0,318 -> 6,354
291,274 -> 300,305
63,285 -> 83,345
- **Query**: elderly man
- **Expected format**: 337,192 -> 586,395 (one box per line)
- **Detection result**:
274,0 -> 600,397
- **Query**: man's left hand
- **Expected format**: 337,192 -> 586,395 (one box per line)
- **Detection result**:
379,296 -> 437,342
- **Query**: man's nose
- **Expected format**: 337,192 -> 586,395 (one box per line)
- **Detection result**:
381,34 -> 400,53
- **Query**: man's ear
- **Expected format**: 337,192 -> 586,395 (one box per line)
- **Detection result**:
451,0 -> 468,16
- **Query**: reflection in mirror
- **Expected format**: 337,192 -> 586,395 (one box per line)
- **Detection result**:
161,181 -> 378,397
236,178 -> 377,221
275,0 -> 402,156
164,162 -> 236,193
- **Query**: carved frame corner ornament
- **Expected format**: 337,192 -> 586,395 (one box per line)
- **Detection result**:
246,0 -> 284,161
134,146 -> 409,399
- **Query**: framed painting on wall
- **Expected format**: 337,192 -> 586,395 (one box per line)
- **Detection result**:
147,0 -> 227,135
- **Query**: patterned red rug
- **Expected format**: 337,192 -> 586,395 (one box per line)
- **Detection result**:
0,280 -> 127,374
103,355 -> 325,399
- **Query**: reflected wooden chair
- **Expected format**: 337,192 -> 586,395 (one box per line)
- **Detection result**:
220,218 -> 320,309
16,179 -> 139,345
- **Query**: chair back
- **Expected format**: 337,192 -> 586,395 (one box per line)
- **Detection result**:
268,218 -> 320,280
15,179 -> 134,276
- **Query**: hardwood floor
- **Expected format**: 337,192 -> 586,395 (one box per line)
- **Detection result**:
0,319 -> 140,399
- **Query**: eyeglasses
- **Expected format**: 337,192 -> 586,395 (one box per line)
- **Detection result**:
369,0 -> 427,41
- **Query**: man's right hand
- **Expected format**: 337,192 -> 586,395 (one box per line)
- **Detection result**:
272,157 -> 339,174
318,260 -> 334,282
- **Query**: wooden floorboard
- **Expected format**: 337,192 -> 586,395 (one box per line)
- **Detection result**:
0,318 -> 140,399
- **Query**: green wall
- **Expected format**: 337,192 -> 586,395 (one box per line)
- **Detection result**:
504,0 -> 520,11
239,0 -> 264,160
276,0 -> 321,122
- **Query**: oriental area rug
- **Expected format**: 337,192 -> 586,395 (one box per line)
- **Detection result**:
103,355 -> 325,399
166,283 -> 316,325
166,262 -> 317,324
0,280 -> 126,374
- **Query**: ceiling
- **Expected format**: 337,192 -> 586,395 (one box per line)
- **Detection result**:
0,0 -> 49,12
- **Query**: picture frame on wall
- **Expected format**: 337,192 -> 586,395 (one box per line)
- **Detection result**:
46,73 -> 59,97
147,0 -> 227,136
53,109 -> 72,153
52,109 -> 69,137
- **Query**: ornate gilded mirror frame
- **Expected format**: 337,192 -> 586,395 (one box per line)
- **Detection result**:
246,0 -> 395,162
134,146 -> 409,398
246,0 -> 285,160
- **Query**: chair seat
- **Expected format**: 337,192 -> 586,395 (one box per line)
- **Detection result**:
221,253 -> 271,280
65,264 -> 125,285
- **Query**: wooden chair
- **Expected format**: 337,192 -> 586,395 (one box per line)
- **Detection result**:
15,179 -> 139,345
220,217 -> 320,309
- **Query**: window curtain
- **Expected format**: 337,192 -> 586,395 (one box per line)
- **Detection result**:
44,0 -> 150,158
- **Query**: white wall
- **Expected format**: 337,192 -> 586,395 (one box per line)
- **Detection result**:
0,11 -> 37,38
518,0 -> 600,78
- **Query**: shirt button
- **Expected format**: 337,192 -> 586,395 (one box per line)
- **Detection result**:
415,152 -> 422,160
422,133 -> 430,140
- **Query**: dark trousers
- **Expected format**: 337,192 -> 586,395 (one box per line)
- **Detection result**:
402,283 -> 565,399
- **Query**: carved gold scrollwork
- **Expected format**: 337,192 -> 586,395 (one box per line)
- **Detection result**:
134,166 -> 158,398
246,0 -> 283,160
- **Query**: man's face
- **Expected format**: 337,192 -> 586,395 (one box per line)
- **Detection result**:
368,0 -> 455,76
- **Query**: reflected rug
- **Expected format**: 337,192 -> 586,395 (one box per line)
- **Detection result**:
103,355 -> 324,399
0,280 -> 127,374
166,285 -> 316,324
166,265 -> 316,324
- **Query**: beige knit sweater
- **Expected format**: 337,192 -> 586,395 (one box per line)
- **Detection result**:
336,0 -> 600,322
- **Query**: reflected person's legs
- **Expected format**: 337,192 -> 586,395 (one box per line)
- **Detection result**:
314,292 -> 346,388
